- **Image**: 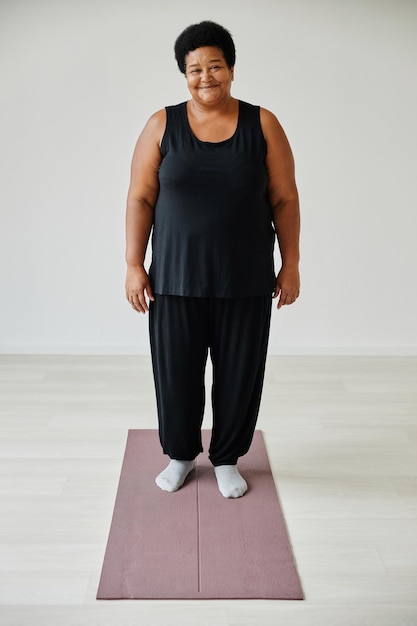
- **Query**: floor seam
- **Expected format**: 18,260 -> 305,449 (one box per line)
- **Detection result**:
196,462 -> 201,593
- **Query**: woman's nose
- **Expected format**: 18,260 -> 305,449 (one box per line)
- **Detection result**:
200,68 -> 211,81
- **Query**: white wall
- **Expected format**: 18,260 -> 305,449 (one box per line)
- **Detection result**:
1,0 -> 416,355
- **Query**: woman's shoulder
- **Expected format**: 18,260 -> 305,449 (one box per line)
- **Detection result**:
238,100 -> 280,126
258,106 -> 280,125
165,101 -> 187,111
258,107 -> 287,141
146,108 -> 167,128
147,102 -> 188,126
238,99 -> 258,108
133,108 -> 167,151
138,108 -> 167,146
142,102 -> 188,147
257,108 -> 294,162
237,101 -> 284,137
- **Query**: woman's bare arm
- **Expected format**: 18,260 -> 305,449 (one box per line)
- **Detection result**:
260,108 -> 300,308
125,109 -> 166,313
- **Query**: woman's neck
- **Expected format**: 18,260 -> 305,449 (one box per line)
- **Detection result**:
188,95 -> 237,117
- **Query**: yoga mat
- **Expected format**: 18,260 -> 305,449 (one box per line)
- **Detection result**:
97,430 -> 303,600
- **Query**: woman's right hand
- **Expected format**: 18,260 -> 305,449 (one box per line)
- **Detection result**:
125,265 -> 155,313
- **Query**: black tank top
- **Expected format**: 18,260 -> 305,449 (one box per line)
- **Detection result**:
149,100 -> 275,297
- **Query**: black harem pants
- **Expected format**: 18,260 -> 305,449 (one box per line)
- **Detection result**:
149,294 -> 272,466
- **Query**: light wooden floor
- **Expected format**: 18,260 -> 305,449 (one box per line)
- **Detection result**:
0,355 -> 416,625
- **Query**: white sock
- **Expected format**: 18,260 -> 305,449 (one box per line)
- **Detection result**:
214,465 -> 248,498
155,459 -> 195,492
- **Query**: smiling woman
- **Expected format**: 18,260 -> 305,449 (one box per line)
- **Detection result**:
124,20 -> 300,499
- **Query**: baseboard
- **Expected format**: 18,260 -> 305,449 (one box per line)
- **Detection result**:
1,344 -> 416,356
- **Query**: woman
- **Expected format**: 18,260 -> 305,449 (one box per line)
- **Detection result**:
125,21 -> 300,498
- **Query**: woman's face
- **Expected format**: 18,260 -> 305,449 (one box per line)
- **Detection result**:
184,46 -> 234,106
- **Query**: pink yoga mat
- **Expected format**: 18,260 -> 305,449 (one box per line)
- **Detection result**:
97,430 -> 303,600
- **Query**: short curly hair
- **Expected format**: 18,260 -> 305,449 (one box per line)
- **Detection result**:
174,21 -> 236,74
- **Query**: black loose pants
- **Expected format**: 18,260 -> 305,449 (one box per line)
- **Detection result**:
149,295 -> 272,466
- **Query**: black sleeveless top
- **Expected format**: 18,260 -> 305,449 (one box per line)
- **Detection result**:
149,100 -> 275,297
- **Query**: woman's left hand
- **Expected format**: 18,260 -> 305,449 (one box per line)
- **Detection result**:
273,266 -> 300,309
